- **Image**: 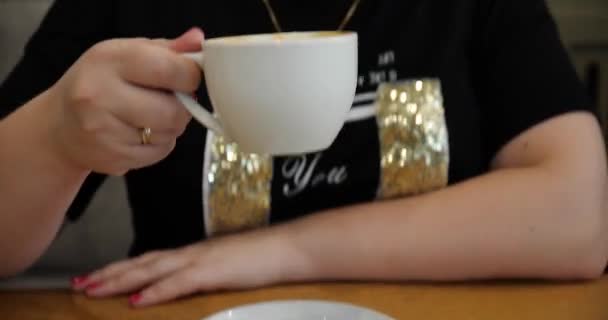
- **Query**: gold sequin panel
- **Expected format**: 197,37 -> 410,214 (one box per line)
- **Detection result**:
204,79 -> 449,236
376,79 -> 450,199
205,133 -> 272,237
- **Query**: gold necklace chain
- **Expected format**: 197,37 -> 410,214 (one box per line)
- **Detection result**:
261,0 -> 362,32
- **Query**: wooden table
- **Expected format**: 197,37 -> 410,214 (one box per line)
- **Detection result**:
1,277 -> 607,319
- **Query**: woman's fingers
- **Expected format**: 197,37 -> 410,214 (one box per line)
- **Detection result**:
131,265 -> 209,307
109,85 -> 191,137
169,27 -> 205,52
52,28 -> 202,176
150,27 -> 204,52
72,251 -> 164,291
86,256 -> 189,298
115,39 -> 201,93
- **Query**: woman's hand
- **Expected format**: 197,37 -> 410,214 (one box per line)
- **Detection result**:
71,230 -> 301,307
46,28 -> 204,176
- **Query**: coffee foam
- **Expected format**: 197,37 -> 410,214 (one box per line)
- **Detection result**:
215,31 -> 351,44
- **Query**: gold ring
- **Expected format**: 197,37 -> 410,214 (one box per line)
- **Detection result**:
140,127 -> 152,145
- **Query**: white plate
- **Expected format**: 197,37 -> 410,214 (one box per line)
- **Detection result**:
202,300 -> 394,320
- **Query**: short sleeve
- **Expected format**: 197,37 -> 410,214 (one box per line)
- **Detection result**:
473,0 -> 592,163
0,0 -> 118,221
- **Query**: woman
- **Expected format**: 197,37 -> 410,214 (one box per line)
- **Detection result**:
1,0 -> 606,307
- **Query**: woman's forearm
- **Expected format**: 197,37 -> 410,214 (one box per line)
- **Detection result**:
0,90 -> 89,277
278,164 -> 606,283
0,31 -> 207,277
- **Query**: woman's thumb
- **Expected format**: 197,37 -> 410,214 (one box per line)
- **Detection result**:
170,27 -> 205,52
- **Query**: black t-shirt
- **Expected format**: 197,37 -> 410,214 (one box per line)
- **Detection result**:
0,0 -> 590,256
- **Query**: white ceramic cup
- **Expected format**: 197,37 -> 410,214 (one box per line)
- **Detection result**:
175,31 -> 358,155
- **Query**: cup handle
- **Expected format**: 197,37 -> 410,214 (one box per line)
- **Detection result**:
175,52 -> 225,136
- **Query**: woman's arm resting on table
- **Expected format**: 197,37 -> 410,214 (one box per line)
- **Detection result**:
281,111 -> 608,281
85,111 -> 607,307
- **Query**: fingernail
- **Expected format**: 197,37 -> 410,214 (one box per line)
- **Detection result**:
185,27 -> 204,38
190,27 -> 204,35
71,275 -> 89,287
129,293 -> 143,306
86,281 -> 103,291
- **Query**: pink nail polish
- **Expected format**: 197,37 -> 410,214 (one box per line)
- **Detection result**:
129,293 -> 143,305
71,275 -> 89,286
86,281 -> 103,291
